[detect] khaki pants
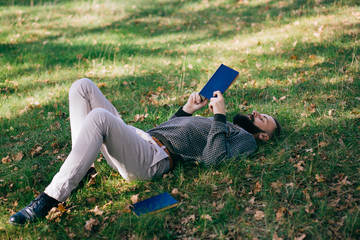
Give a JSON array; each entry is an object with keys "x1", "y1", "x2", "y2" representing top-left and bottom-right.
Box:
[{"x1": 45, "y1": 78, "x2": 169, "y2": 202}]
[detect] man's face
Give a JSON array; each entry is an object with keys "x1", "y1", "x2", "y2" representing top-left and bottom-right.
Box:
[{"x1": 233, "y1": 110, "x2": 277, "y2": 137}]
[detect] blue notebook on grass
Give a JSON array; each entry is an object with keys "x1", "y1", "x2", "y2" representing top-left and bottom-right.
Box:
[
  {"x1": 199, "y1": 64, "x2": 239, "y2": 100},
  {"x1": 130, "y1": 192, "x2": 178, "y2": 217}
]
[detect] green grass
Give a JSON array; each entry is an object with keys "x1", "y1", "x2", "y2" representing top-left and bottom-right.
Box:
[{"x1": 0, "y1": 0, "x2": 359, "y2": 239}]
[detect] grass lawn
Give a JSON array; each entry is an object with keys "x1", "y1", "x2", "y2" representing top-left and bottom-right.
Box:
[{"x1": 0, "y1": 0, "x2": 359, "y2": 239}]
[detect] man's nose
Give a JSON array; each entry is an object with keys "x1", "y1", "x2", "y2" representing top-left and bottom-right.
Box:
[{"x1": 252, "y1": 110, "x2": 259, "y2": 117}]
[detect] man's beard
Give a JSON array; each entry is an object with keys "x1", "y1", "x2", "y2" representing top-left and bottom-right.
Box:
[{"x1": 232, "y1": 114, "x2": 265, "y2": 134}]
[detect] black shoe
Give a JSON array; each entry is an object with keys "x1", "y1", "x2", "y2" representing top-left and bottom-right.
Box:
[{"x1": 9, "y1": 192, "x2": 60, "y2": 226}]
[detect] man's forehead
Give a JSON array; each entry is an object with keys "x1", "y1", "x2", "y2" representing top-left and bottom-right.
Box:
[{"x1": 263, "y1": 114, "x2": 276, "y2": 128}]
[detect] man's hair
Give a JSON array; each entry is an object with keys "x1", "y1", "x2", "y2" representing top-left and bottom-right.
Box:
[{"x1": 270, "y1": 116, "x2": 282, "y2": 138}]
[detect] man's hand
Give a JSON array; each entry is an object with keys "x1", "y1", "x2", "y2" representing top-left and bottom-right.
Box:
[
  {"x1": 209, "y1": 91, "x2": 226, "y2": 115},
  {"x1": 183, "y1": 92, "x2": 209, "y2": 114}
]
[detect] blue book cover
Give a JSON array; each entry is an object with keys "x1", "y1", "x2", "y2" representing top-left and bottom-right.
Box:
[
  {"x1": 199, "y1": 64, "x2": 239, "y2": 100},
  {"x1": 130, "y1": 192, "x2": 178, "y2": 217}
]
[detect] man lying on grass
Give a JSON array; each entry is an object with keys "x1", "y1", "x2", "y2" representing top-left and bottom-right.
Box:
[{"x1": 9, "y1": 78, "x2": 281, "y2": 226}]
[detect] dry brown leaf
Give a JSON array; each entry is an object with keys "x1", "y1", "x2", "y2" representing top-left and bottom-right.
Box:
[
  {"x1": 313, "y1": 191, "x2": 326, "y2": 198},
  {"x1": 254, "y1": 181, "x2": 262, "y2": 194},
  {"x1": 279, "y1": 96, "x2": 287, "y2": 101},
  {"x1": 294, "y1": 233, "x2": 306, "y2": 240},
  {"x1": 46, "y1": 207, "x2": 63, "y2": 221},
  {"x1": 171, "y1": 188, "x2": 179, "y2": 195},
  {"x1": 315, "y1": 174, "x2": 327, "y2": 183},
  {"x1": 31, "y1": 146, "x2": 42, "y2": 157},
  {"x1": 291, "y1": 55, "x2": 298, "y2": 60},
  {"x1": 84, "y1": 218, "x2": 99, "y2": 231},
  {"x1": 1, "y1": 155, "x2": 11, "y2": 164},
  {"x1": 200, "y1": 214, "x2": 213, "y2": 221},
  {"x1": 254, "y1": 210, "x2": 265, "y2": 220},
  {"x1": 131, "y1": 194, "x2": 139, "y2": 204},
  {"x1": 293, "y1": 161, "x2": 305, "y2": 172},
  {"x1": 181, "y1": 214, "x2": 196, "y2": 225},
  {"x1": 271, "y1": 180, "x2": 283, "y2": 193},
  {"x1": 339, "y1": 176, "x2": 352, "y2": 186},
  {"x1": 14, "y1": 151, "x2": 24, "y2": 162},
  {"x1": 97, "y1": 83, "x2": 107, "y2": 88},
  {"x1": 216, "y1": 203, "x2": 225, "y2": 211},
  {"x1": 90, "y1": 206, "x2": 104, "y2": 216},
  {"x1": 272, "y1": 232, "x2": 283, "y2": 240},
  {"x1": 133, "y1": 114, "x2": 148, "y2": 122},
  {"x1": 276, "y1": 207, "x2": 286, "y2": 221}
]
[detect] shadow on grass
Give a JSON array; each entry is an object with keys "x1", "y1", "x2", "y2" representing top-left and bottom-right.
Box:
[
  {"x1": 0, "y1": 0, "x2": 71, "y2": 6},
  {"x1": 1, "y1": 0, "x2": 358, "y2": 83}
]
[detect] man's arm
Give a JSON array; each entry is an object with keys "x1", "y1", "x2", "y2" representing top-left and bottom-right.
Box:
[{"x1": 170, "y1": 92, "x2": 209, "y2": 119}]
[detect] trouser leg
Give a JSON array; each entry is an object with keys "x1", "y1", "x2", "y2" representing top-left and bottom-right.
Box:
[
  {"x1": 45, "y1": 108, "x2": 164, "y2": 202},
  {"x1": 68, "y1": 78, "x2": 120, "y2": 147},
  {"x1": 68, "y1": 78, "x2": 121, "y2": 170}
]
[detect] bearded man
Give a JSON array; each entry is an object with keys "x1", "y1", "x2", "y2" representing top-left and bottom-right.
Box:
[{"x1": 9, "y1": 78, "x2": 281, "y2": 225}]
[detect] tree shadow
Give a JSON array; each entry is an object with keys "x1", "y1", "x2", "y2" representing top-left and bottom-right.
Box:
[{"x1": 0, "y1": 0, "x2": 71, "y2": 6}]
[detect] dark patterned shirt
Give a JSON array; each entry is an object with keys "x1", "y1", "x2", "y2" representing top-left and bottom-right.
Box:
[{"x1": 147, "y1": 107, "x2": 257, "y2": 167}]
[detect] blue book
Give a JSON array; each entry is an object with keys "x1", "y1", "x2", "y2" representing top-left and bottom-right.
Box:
[
  {"x1": 199, "y1": 64, "x2": 239, "y2": 100},
  {"x1": 130, "y1": 192, "x2": 178, "y2": 217}
]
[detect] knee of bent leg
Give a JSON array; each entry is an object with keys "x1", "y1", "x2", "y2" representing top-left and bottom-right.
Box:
[
  {"x1": 69, "y1": 78, "x2": 94, "y2": 96},
  {"x1": 86, "y1": 108, "x2": 113, "y2": 127}
]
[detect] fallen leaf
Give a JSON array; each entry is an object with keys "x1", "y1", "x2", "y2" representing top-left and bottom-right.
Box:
[
  {"x1": 1, "y1": 155, "x2": 11, "y2": 164},
  {"x1": 31, "y1": 146, "x2": 42, "y2": 157},
  {"x1": 254, "y1": 181, "x2": 262, "y2": 194},
  {"x1": 46, "y1": 207, "x2": 63, "y2": 221},
  {"x1": 131, "y1": 194, "x2": 139, "y2": 204},
  {"x1": 181, "y1": 214, "x2": 196, "y2": 225},
  {"x1": 307, "y1": 103, "x2": 316, "y2": 113},
  {"x1": 171, "y1": 188, "x2": 179, "y2": 195},
  {"x1": 248, "y1": 197, "x2": 256, "y2": 205},
  {"x1": 313, "y1": 191, "x2": 326, "y2": 198},
  {"x1": 272, "y1": 232, "x2": 283, "y2": 240},
  {"x1": 339, "y1": 176, "x2": 352, "y2": 186},
  {"x1": 97, "y1": 83, "x2": 106, "y2": 88},
  {"x1": 201, "y1": 214, "x2": 213, "y2": 221},
  {"x1": 254, "y1": 210, "x2": 265, "y2": 220},
  {"x1": 276, "y1": 207, "x2": 286, "y2": 221},
  {"x1": 216, "y1": 203, "x2": 225, "y2": 211},
  {"x1": 271, "y1": 180, "x2": 283, "y2": 193},
  {"x1": 84, "y1": 218, "x2": 99, "y2": 231},
  {"x1": 315, "y1": 174, "x2": 327, "y2": 183},
  {"x1": 133, "y1": 114, "x2": 148, "y2": 122},
  {"x1": 293, "y1": 161, "x2": 305, "y2": 172},
  {"x1": 14, "y1": 151, "x2": 24, "y2": 162},
  {"x1": 279, "y1": 96, "x2": 287, "y2": 101},
  {"x1": 291, "y1": 55, "x2": 298, "y2": 60},
  {"x1": 294, "y1": 233, "x2": 306, "y2": 240},
  {"x1": 90, "y1": 206, "x2": 104, "y2": 216}
]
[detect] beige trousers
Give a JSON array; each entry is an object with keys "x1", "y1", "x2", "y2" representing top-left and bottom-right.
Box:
[{"x1": 44, "y1": 78, "x2": 170, "y2": 202}]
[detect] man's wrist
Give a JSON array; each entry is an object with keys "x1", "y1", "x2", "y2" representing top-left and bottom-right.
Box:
[{"x1": 182, "y1": 105, "x2": 194, "y2": 115}]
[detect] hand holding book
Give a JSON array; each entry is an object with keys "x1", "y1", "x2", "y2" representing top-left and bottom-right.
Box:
[
  {"x1": 208, "y1": 90, "x2": 226, "y2": 115},
  {"x1": 183, "y1": 92, "x2": 209, "y2": 114}
]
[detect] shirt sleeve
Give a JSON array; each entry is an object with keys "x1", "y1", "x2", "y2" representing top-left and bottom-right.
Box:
[{"x1": 169, "y1": 107, "x2": 192, "y2": 120}]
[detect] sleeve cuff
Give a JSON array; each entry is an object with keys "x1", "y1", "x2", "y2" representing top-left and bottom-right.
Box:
[
  {"x1": 175, "y1": 107, "x2": 193, "y2": 117},
  {"x1": 214, "y1": 114, "x2": 226, "y2": 123}
]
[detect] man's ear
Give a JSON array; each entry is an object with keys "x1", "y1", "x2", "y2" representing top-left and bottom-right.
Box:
[{"x1": 255, "y1": 133, "x2": 269, "y2": 141}]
